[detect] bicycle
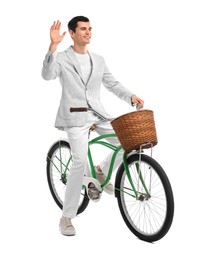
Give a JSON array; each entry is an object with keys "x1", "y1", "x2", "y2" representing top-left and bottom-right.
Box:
[{"x1": 46, "y1": 107, "x2": 174, "y2": 242}]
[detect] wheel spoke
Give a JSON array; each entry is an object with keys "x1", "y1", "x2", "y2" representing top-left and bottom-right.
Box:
[{"x1": 117, "y1": 154, "x2": 174, "y2": 241}]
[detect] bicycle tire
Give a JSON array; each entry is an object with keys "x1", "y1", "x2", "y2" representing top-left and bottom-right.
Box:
[
  {"x1": 46, "y1": 140, "x2": 89, "y2": 215},
  {"x1": 115, "y1": 153, "x2": 174, "y2": 242}
]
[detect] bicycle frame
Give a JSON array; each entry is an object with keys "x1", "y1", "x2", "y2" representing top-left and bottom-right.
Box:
[
  {"x1": 48, "y1": 134, "x2": 150, "y2": 200},
  {"x1": 88, "y1": 133, "x2": 149, "y2": 199}
]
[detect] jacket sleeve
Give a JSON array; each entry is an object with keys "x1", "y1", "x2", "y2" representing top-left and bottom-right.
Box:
[
  {"x1": 41, "y1": 51, "x2": 61, "y2": 80},
  {"x1": 102, "y1": 63, "x2": 134, "y2": 106}
]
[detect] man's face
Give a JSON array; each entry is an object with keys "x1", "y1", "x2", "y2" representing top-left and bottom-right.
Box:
[{"x1": 70, "y1": 21, "x2": 92, "y2": 45}]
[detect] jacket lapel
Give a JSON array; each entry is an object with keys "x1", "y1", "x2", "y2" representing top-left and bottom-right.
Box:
[
  {"x1": 65, "y1": 47, "x2": 86, "y2": 85},
  {"x1": 87, "y1": 52, "x2": 94, "y2": 85}
]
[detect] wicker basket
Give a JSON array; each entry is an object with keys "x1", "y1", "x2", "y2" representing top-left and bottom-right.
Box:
[{"x1": 111, "y1": 109, "x2": 158, "y2": 153}]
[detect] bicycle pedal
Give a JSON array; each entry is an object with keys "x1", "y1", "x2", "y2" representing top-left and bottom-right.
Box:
[{"x1": 87, "y1": 183, "x2": 102, "y2": 202}]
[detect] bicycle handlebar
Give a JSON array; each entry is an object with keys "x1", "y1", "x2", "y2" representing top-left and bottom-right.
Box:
[{"x1": 70, "y1": 103, "x2": 141, "y2": 114}]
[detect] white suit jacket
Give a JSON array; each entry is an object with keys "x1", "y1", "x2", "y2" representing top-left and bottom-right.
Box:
[{"x1": 42, "y1": 46, "x2": 134, "y2": 129}]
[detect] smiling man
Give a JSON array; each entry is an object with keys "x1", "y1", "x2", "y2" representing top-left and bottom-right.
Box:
[{"x1": 42, "y1": 16, "x2": 144, "y2": 236}]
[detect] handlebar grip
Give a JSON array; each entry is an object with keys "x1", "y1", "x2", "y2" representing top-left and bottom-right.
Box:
[{"x1": 70, "y1": 107, "x2": 88, "y2": 112}]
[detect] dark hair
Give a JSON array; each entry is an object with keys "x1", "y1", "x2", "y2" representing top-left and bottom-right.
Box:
[{"x1": 68, "y1": 16, "x2": 90, "y2": 32}]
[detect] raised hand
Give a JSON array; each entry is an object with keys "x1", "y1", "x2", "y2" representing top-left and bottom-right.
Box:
[{"x1": 49, "y1": 20, "x2": 66, "y2": 52}]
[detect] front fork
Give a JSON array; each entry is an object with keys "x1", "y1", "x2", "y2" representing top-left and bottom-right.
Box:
[{"x1": 122, "y1": 151, "x2": 151, "y2": 200}]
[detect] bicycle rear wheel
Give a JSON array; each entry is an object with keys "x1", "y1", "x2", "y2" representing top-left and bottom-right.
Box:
[
  {"x1": 115, "y1": 153, "x2": 174, "y2": 242},
  {"x1": 46, "y1": 140, "x2": 89, "y2": 215}
]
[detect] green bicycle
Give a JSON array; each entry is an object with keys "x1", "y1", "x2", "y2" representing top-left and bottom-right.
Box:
[{"x1": 46, "y1": 108, "x2": 174, "y2": 242}]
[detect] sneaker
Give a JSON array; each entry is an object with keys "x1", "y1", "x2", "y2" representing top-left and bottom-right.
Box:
[
  {"x1": 95, "y1": 166, "x2": 114, "y2": 195},
  {"x1": 59, "y1": 217, "x2": 76, "y2": 236}
]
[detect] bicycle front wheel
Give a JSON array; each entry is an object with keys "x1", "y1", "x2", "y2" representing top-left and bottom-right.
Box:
[
  {"x1": 115, "y1": 153, "x2": 174, "y2": 242},
  {"x1": 46, "y1": 140, "x2": 89, "y2": 215}
]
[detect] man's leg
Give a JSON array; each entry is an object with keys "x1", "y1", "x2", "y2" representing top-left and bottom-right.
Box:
[
  {"x1": 59, "y1": 124, "x2": 90, "y2": 236},
  {"x1": 62, "y1": 125, "x2": 90, "y2": 219}
]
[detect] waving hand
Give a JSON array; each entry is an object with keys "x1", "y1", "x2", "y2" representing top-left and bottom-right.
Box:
[{"x1": 49, "y1": 20, "x2": 66, "y2": 52}]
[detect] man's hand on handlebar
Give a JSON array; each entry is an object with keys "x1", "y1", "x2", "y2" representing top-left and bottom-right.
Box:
[{"x1": 131, "y1": 95, "x2": 144, "y2": 109}]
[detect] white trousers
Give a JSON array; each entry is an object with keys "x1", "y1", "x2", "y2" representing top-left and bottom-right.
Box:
[{"x1": 62, "y1": 113, "x2": 123, "y2": 218}]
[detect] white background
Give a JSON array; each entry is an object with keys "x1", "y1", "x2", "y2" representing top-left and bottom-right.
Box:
[{"x1": 0, "y1": 0, "x2": 207, "y2": 259}]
